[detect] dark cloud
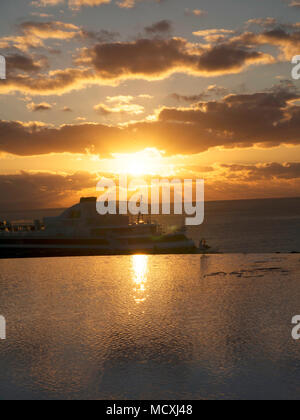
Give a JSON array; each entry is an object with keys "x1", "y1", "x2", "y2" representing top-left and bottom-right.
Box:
[
  {"x1": 79, "y1": 29, "x2": 120, "y2": 43},
  {"x1": 0, "y1": 89, "x2": 298, "y2": 157},
  {"x1": 171, "y1": 85, "x2": 229, "y2": 103},
  {"x1": 158, "y1": 85, "x2": 300, "y2": 150},
  {"x1": 171, "y1": 92, "x2": 209, "y2": 102},
  {"x1": 234, "y1": 26, "x2": 300, "y2": 58},
  {"x1": 0, "y1": 164, "x2": 299, "y2": 211},
  {"x1": 0, "y1": 34, "x2": 270, "y2": 95},
  {"x1": 0, "y1": 120, "x2": 132, "y2": 156},
  {"x1": 6, "y1": 53, "x2": 47, "y2": 74},
  {"x1": 1, "y1": 85, "x2": 300, "y2": 156},
  {"x1": 2, "y1": 34, "x2": 268, "y2": 95},
  {"x1": 2, "y1": 17, "x2": 300, "y2": 97},
  {"x1": 27, "y1": 102, "x2": 53, "y2": 112},
  {"x1": 0, "y1": 171, "x2": 97, "y2": 211},
  {"x1": 85, "y1": 37, "x2": 273, "y2": 80},
  {"x1": 0, "y1": 29, "x2": 275, "y2": 95},
  {"x1": 144, "y1": 20, "x2": 173, "y2": 35},
  {"x1": 0, "y1": 19, "x2": 117, "y2": 53},
  {"x1": 0, "y1": 67, "x2": 94, "y2": 96},
  {"x1": 195, "y1": 42, "x2": 270, "y2": 72},
  {"x1": 221, "y1": 162, "x2": 300, "y2": 180}
]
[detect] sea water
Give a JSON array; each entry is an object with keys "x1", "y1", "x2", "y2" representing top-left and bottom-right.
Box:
[{"x1": 0, "y1": 254, "x2": 300, "y2": 400}]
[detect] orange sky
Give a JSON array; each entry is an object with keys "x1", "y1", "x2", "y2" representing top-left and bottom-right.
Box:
[{"x1": 0, "y1": 0, "x2": 300, "y2": 209}]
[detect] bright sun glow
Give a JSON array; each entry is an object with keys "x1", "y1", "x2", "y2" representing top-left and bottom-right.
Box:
[{"x1": 112, "y1": 148, "x2": 171, "y2": 176}]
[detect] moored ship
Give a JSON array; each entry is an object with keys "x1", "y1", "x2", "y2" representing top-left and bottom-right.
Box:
[{"x1": 0, "y1": 197, "x2": 209, "y2": 258}]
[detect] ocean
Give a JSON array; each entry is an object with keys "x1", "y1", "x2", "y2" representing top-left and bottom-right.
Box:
[
  {"x1": 0, "y1": 254, "x2": 300, "y2": 400},
  {"x1": 0, "y1": 197, "x2": 300, "y2": 400},
  {"x1": 189, "y1": 197, "x2": 300, "y2": 253},
  {"x1": 1, "y1": 197, "x2": 300, "y2": 253}
]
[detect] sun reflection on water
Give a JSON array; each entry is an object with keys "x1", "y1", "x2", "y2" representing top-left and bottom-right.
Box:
[{"x1": 132, "y1": 255, "x2": 149, "y2": 304}]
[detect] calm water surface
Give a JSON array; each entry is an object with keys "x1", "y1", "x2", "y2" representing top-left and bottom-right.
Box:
[{"x1": 1, "y1": 254, "x2": 300, "y2": 400}]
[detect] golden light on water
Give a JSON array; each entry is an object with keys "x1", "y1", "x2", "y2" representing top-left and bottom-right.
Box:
[{"x1": 132, "y1": 254, "x2": 149, "y2": 304}]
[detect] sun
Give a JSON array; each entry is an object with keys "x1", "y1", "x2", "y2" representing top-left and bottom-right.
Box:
[
  {"x1": 111, "y1": 148, "x2": 168, "y2": 176},
  {"x1": 121, "y1": 154, "x2": 147, "y2": 176}
]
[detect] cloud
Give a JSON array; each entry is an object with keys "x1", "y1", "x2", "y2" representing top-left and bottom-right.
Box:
[
  {"x1": 288, "y1": 1, "x2": 300, "y2": 8},
  {"x1": 82, "y1": 37, "x2": 273, "y2": 79},
  {"x1": 0, "y1": 35, "x2": 273, "y2": 96},
  {"x1": 0, "y1": 67, "x2": 95, "y2": 96},
  {"x1": 193, "y1": 28, "x2": 235, "y2": 43},
  {"x1": 79, "y1": 29, "x2": 120, "y2": 43},
  {"x1": 196, "y1": 162, "x2": 300, "y2": 201},
  {"x1": 144, "y1": 20, "x2": 173, "y2": 36},
  {"x1": 0, "y1": 120, "x2": 151, "y2": 156},
  {"x1": 94, "y1": 103, "x2": 144, "y2": 115},
  {"x1": 233, "y1": 26, "x2": 300, "y2": 59},
  {"x1": 6, "y1": 53, "x2": 48, "y2": 73},
  {"x1": 171, "y1": 85, "x2": 229, "y2": 102},
  {"x1": 158, "y1": 84, "x2": 300, "y2": 151},
  {"x1": 2, "y1": 18, "x2": 300, "y2": 98},
  {"x1": 0, "y1": 19, "x2": 118, "y2": 54},
  {"x1": 19, "y1": 20, "x2": 79, "y2": 39},
  {"x1": 30, "y1": 12, "x2": 55, "y2": 18},
  {"x1": 94, "y1": 94, "x2": 146, "y2": 116},
  {"x1": 0, "y1": 20, "x2": 81, "y2": 52},
  {"x1": 27, "y1": 102, "x2": 53, "y2": 112},
  {"x1": 0, "y1": 164, "x2": 299, "y2": 211},
  {"x1": 1, "y1": 84, "x2": 300, "y2": 157},
  {"x1": 31, "y1": 0, "x2": 64, "y2": 7},
  {"x1": 185, "y1": 9, "x2": 208, "y2": 17},
  {"x1": 246, "y1": 17, "x2": 278, "y2": 28},
  {"x1": 220, "y1": 162, "x2": 300, "y2": 180},
  {"x1": 202, "y1": 162, "x2": 300, "y2": 200},
  {"x1": 192, "y1": 22, "x2": 300, "y2": 61},
  {"x1": 106, "y1": 95, "x2": 134, "y2": 103},
  {"x1": 0, "y1": 171, "x2": 97, "y2": 210}
]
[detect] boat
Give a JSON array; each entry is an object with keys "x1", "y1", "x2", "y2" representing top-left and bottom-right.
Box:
[{"x1": 0, "y1": 197, "x2": 209, "y2": 258}]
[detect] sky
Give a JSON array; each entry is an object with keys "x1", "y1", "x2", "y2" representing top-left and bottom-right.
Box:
[{"x1": 0, "y1": 0, "x2": 300, "y2": 209}]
